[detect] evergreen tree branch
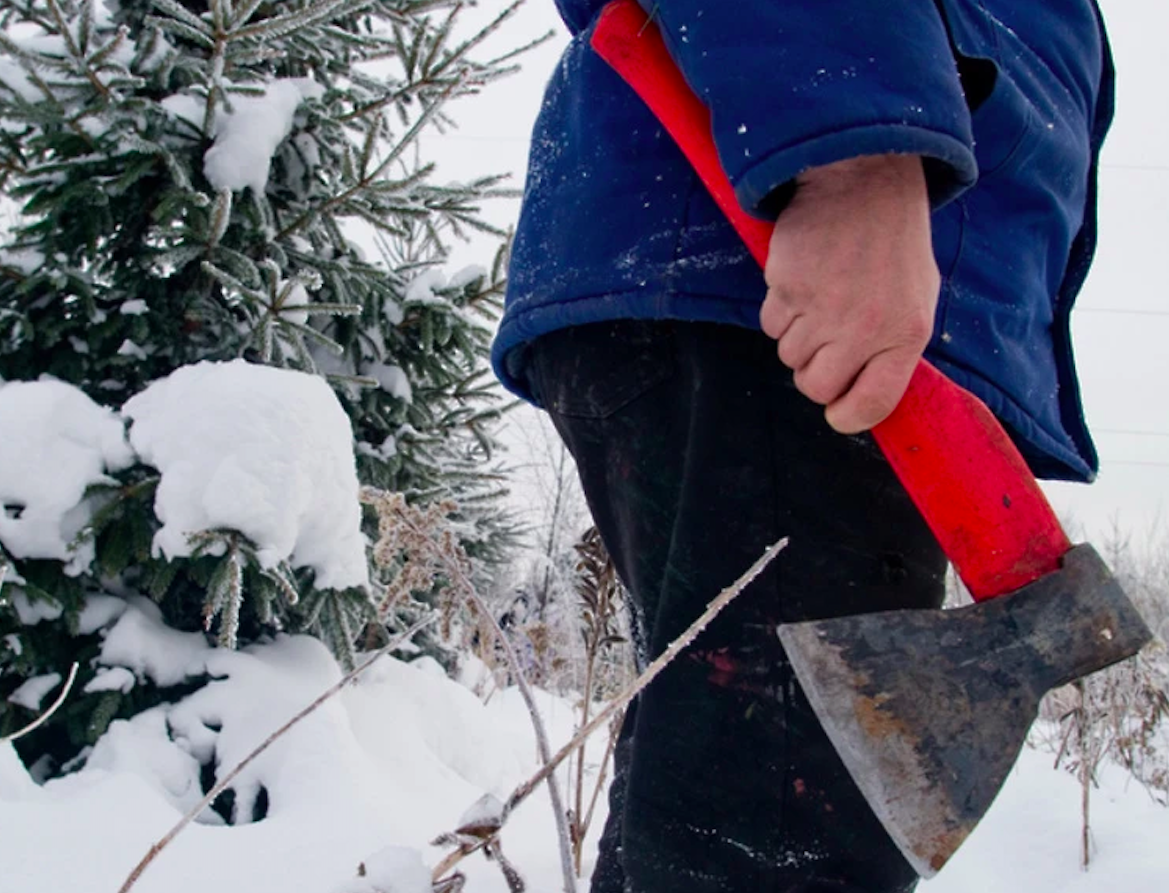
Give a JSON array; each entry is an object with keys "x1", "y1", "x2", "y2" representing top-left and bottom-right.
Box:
[
  {"x1": 231, "y1": 0, "x2": 376, "y2": 43},
  {"x1": 115, "y1": 614, "x2": 437, "y2": 893},
  {"x1": 2, "y1": 0, "x2": 526, "y2": 782},
  {"x1": 0, "y1": 31, "x2": 98, "y2": 146},
  {"x1": 229, "y1": 0, "x2": 268, "y2": 31},
  {"x1": 44, "y1": 0, "x2": 112, "y2": 100},
  {"x1": 149, "y1": 0, "x2": 214, "y2": 39},
  {"x1": 143, "y1": 13, "x2": 216, "y2": 50},
  {"x1": 274, "y1": 89, "x2": 451, "y2": 242},
  {"x1": 427, "y1": 0, "x2": 525, "y2": 85}
]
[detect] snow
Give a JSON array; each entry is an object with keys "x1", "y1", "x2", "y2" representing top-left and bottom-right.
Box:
[
  {"x1": 382, "y1": 296, "x2": 405, "y2": 326},
  {"x1": 83, "y1": 666, "x2": 136, "y2": 694},
  {"x1": 159, "y1": 93, "x2": 203, "y2": 130},
  {"x1": 0, "y1": 247, "x2": 45, "y2": 274},
  {"x1": 122, "y1": 360, "x2": 369, "y2": 591},
  {"x1": 77, "y1": 593, "x2": 128, "y2": 635},
  {"x1": 10, "y1": 591, "x2": 63, "y2": 625},
  {"x1": 6, "y1": 672, "x2": 62, "y2": 711},
  {"x1": 0, "y1": 627, "x2": 1165, "y2": 893},
  {"x1": 0, "y1": 58, "x2": 39, "y2": 103},
  {"x1": 403, "y1": 269, "x2": 448, "y2": 306},
  {"x1": 277, "y1": 281, "x2": 311, "y2": 326},
  {"x1": 202, "y1": 79, "x2": 324, "y2": 194},
  {"x1": 456, "y1": 791, "x2": 505, "y2": 833},
  {"x1": 449, "y1": 265, "x2": 488, "y2": 291},
  {"x1": 0, "y1": 632, "x2": 586, "y2": 893},
  {"x1": 335, "y1": 847, "x2": 431, "y2": 893},
  {"x1": 292, "y1": 132, "x2": 321, "y2": 169},
  {"x1": 82, "y1": 707, "x2": 206, "y2": 814},
  {"x1": 920, "y1": 748, "x2": 1169, "y2": 893},
  {"x1": 366, "y1": 363, "x2": 413, "y2": 402},
  {"x1": 0, "y1": 379, "x2": 135, "y2": 574},
  {"x1": 98, "y1": 598, "x2": 209, "y2": 688},
  {"x1": 357, "y1": 434, "x2": 399, "y2": 462},
  {"x1": 117, "y1": 338, "x2": 149, "y2": 359}
]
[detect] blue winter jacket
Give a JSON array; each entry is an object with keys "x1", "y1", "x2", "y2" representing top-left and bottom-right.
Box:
[{"x1": 492, "y1": 0, "x2": 1114, "y2": 482}]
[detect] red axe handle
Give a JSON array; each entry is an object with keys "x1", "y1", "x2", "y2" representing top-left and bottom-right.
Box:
[{"x1": 590, "y1": 0, "x2": 1072, "y2": 601}]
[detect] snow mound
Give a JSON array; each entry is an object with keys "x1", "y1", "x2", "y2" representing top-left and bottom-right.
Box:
[
  {"x1": 0, "y1": 743, "x2": 41, "y2": 801},
  {"x1": 0, "y1": 630, "x2": 576, "y2": 893},
  {"x1": 9, "y1": 617, "x2": 1166, "y2": 893},
  {"x1": 334, "y1": 846, "x2": 431, "y2": 893},
  {"x1": 123, "y1": 360, "x2": 368, "y2": 590},
  {"x1": 0, "y1": 379, "x2": 134, "y2": 574}
]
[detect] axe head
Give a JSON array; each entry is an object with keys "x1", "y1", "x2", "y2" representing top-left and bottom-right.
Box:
[{"x1": 777, "y1": 543, "x2": 1152, "y2": 877}]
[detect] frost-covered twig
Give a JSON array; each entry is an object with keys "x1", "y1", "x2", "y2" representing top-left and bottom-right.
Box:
[
  {"x1": 431, "y1": 537, "x2": 789, "y2": 881},
  {"x1": 463, "y1": 575, "x2": 576, "y2": 893},
  {"x1": 580, "y1": 713, "x2": 622, "y2": 854},
  {"x1": 379, "y1": 494, "x2": 576, "y2": 893},
  {"x1": 116, "y1": 614, "x2": 436, "y2": 893},
  {"x1": 0, "y1": 661, "x2": 79, "y2": 744}
]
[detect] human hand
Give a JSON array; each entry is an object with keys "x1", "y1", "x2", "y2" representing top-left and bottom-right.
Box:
[{"x1": 759, "y1": 154, "x2": 939, "y2": 434}]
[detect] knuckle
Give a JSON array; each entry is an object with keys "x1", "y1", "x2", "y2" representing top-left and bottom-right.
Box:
[
  {"x1": 793, "y1": 366, "x2": 837, "y2": 406},
  {"x1": 904, "y1": 310, "x2": 934, "y2": 344},
  {"x1": 776, "y1": 337, "x2": 802, "y2": 370},
  {"x1": 759, "y1": 295, "x2": 787, "y2": 339}
]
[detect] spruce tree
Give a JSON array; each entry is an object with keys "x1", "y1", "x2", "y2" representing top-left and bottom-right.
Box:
[{"x1": 0, "y1": 0, "x2": 531, "y2": 775}]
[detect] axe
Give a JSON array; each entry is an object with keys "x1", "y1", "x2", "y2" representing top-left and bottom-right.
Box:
[{"x1": 589, "y1": 0, "x2": 1153, "y2": 877}]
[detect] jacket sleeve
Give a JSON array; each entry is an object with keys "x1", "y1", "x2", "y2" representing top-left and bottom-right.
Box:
[{"x1": 634, "y1": 0, "x2": 979, "y2": 216}]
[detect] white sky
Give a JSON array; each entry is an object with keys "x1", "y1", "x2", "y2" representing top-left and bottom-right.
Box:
[{"x1": 424, "y1": 0, "x2": 1167, "y2": 548}]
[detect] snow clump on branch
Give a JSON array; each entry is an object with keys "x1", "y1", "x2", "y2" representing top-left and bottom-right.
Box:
[
  {"x1": 0, "y1": 379, "x2": 135, "y2": 574},
  {"x1": 123, "y1": 360, "x2": 368, "y2": 591}
]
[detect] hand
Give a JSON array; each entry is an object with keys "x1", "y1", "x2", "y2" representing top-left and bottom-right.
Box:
[{"x1": 759, "y1": 154, "x2": 939, "y2": 434}]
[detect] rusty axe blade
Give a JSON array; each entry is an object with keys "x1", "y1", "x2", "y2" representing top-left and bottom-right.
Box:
[{"x1": 777, "y1": 543, "x2": 1152, "y2": 877}]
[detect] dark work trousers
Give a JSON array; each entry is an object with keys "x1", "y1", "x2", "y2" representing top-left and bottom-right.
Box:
[{"x1": 527, "y1": 320, "x2": 948, "y2": 893}]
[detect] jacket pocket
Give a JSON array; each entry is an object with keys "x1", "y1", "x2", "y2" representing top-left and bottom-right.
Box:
[
  {"x1": 968, "y1": 71, "x2": 1038, "y2": 179},
  {"x1": 935, "y1": 0, "x2": 1036, "y2": 180}
]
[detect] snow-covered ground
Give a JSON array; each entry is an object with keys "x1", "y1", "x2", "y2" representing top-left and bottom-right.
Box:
[{"x1": 2, "y1": 620, "x2": 1166, "y2": 893}]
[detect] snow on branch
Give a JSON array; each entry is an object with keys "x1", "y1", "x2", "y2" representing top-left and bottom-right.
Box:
[
  {"x1": 123, "y1": 360, "x2": 369, "y2": 591},
  {"x1": 1, "y1": 662, "x2": 80, "y2": 745}
]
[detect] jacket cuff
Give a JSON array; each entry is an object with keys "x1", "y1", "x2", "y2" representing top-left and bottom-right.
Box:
[{"x1": 735, "y1": 124, "x2": 977, "y2": 218}]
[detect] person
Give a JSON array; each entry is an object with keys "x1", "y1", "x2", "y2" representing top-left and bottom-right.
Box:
[{"x1": 491, "y1": 2, "x2": 1114, "y2": 891}]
